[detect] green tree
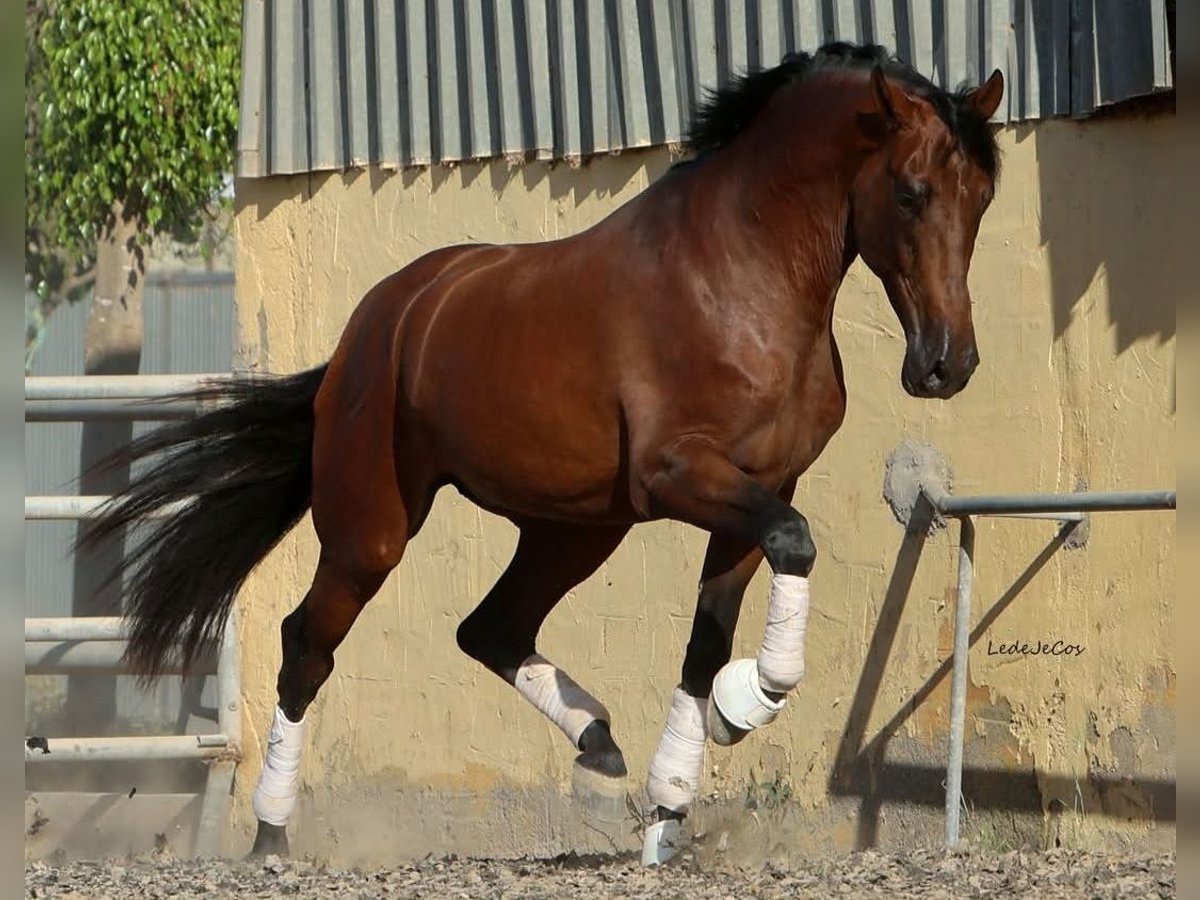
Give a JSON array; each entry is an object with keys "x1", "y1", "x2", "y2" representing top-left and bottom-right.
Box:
[{"x1": 25, "y1": 0, "x2": 240, "y2": 372}]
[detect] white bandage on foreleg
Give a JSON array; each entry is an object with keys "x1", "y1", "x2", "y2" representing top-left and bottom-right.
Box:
[
  {"x1": 646, "y1": 687, "x2": 709, "y2": 812},
  {"x1": 251, "y1": 706, "x2": 307, "y2": 826},
  {"x1": 756, "y1": 573, "x2": 811, "y2": 694},
  {"x1": 514, "y1": 654, "x2": 610, "y2": 748}
]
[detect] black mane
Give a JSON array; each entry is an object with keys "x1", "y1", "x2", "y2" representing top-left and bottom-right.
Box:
[{"x1": 686, "y1": 42, "x2": 999, "y2": 178}]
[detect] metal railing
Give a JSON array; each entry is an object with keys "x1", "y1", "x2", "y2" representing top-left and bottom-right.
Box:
[
  {"x1": 24, "y1": 374, "x2": 240, "y2": 857},
  {"x1": 920, "y1": 483, "x2": 1176, "y2": 848},
  {"x1": 25, "y1": 374, "x2": 234, "y2": 423}
]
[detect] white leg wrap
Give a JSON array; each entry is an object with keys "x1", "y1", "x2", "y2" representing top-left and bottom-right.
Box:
[
  {"x1": 514, "y1": 653, "x2": 609, "y2": 748},
  {"x1": 251, "y1": 706, "x2": 307, "y2": 826},
  {"x1": 641, "y1": 818, "x2": 684, "y2": 867},
  {"x1": 646, "y1": 687, "x2": 708, "y2": 813},
  {"x1": 710, "y1": 574, "x2": 811, "y2": 735},
  {"x1": 756, "y1": 573, "x2": 810, "y2": 693}
]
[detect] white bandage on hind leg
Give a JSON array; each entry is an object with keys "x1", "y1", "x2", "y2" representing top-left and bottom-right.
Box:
[
  {"x1": 646, "y1": 686, "x2": 709, "y2": 812},
  {"x1": 251, "y1": 706, "x2": 307, "y2": 826},
  {"x1": 756, "y1": 573, "x2": 811, "y2": 693},
  {"x1": 514, "y1": 654, "x2": 610, "y2": 748}
]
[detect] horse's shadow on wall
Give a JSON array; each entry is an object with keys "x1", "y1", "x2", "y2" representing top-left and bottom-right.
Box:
[{"x1": 828, "y1": 499, "x2": 1175, "y2": 849}]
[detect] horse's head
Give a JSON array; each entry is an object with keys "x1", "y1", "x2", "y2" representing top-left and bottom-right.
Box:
[{"x1": 851, "y1": 67, "x2": 1004, "y2": 399}]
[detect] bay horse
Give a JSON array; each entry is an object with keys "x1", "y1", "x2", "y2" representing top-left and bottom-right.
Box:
[{"x1": 86, "y1": 43, "x2": 1003, "y2": 862}]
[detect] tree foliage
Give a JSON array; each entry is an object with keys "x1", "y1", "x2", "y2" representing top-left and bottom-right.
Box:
[{"x1": 25, "y1": 0, "x2": 241, "y2": 302}]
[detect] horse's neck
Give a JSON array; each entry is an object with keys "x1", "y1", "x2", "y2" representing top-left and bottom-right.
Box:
[{"x1": 691, "y1": 79, "x2": 869, "y2": 331}]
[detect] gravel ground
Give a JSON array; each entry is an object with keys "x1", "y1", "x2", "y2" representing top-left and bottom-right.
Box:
[{"x1": 25, "y1": 849, "x2": 1174, "y2": 899}]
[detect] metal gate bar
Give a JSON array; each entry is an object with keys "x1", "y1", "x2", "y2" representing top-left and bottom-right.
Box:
[
  {"x1": 24, "y1": 497, "x2": 192, "y2": 521},
  {"x1": 26, "y1": 399, "x2": 208, "y2": 421},
  {"x1": 920, "y1": 485, "x2": 1176, "y2": 848},
  {"x1": 25, "y1": 374, "x2": 233, "y2": 400}
]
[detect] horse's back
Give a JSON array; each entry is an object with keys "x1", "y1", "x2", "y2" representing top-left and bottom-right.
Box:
[{"x1": 321, "y1": 238, "x2": 637, "y2": 523}]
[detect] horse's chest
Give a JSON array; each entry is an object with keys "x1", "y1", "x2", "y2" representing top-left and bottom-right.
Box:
[
  {"x1": 723, "y1": 346, "x2": 847, "y2": 483},
  {"x1": 774, "y1": 340, "x2": 849, "y2": 475},
  {"x1": 786, "y1": 383, "x2": 847, "y2": 474}
]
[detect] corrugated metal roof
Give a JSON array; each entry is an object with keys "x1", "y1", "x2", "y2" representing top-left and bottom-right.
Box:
[{"x1": 237, "y1": 0, "x2": 1174, "y2": 178}]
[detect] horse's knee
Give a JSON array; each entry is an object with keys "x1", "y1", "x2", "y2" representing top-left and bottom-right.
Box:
[
  {"x1": 456, "y1": 610, "x2": 526, "y2": 677},
  {"x1": 455, "y1": 614, "x2": 488, "y2": 664},
  {"x1": 761, "y1": 513, "x2": 816, "y2": 576}
]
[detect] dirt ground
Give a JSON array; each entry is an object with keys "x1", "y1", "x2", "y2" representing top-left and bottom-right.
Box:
[{"x1": 25, "y1": 848, "x2": 1174, "y2": 899}]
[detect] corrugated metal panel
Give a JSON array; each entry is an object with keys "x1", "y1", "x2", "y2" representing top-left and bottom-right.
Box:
[
  {"x1": 25, "y1": 273, "x2": 235, "y2": 735},
  {"x1": 237, "y1": 0, "x2": 1174, "y2": 177}
]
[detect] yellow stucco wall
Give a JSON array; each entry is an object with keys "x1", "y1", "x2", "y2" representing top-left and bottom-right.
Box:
[{"x1": 231, "y1": 114, "x2": 1175, "y2": 862}]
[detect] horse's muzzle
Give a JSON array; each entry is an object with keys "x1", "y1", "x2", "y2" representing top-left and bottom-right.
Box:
[{"x1": 901, "y1": 340, "x2": 979, "y2": 399}]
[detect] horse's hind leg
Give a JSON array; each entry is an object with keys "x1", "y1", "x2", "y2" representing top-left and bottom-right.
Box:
[
  {"x1": 455, "y1": 519, "x2": 630, "y2": 779},
  {"x1": 249, "y1": 364, "x2": 420, "y2": 857},
  {"x1": 249, "y1": 554, "x2": 397, "y2": 856}
]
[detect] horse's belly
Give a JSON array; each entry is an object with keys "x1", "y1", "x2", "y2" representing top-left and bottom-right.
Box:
[
  {"x1": 406, "y1": 287, "x2": 633, "y2": 523},
  {"x1": 431, "y1": 405, "x2": 633, "y2": 523}
]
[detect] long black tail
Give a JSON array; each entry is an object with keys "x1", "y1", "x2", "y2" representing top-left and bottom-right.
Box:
[{"x1": 78, "y1": 365, "x2": 329, "y2": 680}]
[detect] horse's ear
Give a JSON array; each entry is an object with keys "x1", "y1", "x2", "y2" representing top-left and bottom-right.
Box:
[
  {"x1": 870, "y1": 65, "x2": 919, "y2": 127},
  {"x1": 967, "y1": 69, "x2": 1005, "y2": 120}
]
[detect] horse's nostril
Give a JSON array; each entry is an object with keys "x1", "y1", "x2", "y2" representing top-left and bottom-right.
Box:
[{"x1": 924, "y1": 359, "x2": 949, "y2": 390}]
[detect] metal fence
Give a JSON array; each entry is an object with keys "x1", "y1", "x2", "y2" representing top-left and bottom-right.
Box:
[
  {"x1": 917, "y1": 482, "x2": 1176, "y2": 848},
  {"x1": 24, "y1": 374, "x2": 241, "y2": 858},
  {"x1": 25, "y1": 274, "x2": 238, "y2": 856},
  {"x1": 25, "y1": 271, "x2": 235, "y2": 735}
]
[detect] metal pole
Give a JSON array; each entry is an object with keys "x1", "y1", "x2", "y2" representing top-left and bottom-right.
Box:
[
  {"x1": 983, "y1": 511, "x2": 1085, "y2": 522},
  {"x1": 25, "y1": 373, "x2": 231, "y2": 401},
  {"x1": 926, "y1": 488, "x2": 1174, "y2": 517},
  {"x1": 25, "y1": 617, "x2": 128, "y2": 642},
  {"x1": 216, "y1": 607, "x2": 243, "y2": 760},
  {"x1": 23, "y1": 377, "x2": 242, "y2": 857},
  {"x1": 196, "y1": 610, "x2": 242, "y2": 857},
  {"x1": 24, "y1": 734, "x2": 229, "y2": 763},
  {"x1": 25, "y1": 398, "x2": 204, "y2": 421},
  {"x1": 945, "y1": 516, "x2": 975, "y2": 848},
  {"x1": 25, "y1": 496, "x2": 193, "y2": 521}
]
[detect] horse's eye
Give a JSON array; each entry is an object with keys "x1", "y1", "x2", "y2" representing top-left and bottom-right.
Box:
[{"x1": 896, "y1": 182, "x2": 928, "y2": 217}]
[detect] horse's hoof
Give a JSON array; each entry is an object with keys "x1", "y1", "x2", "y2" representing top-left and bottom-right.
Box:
[
  {"x1": 248, "y1": 821, "x2": 289, "y2": 858},
  {"x1": 575, "y1": 747, "x2": 627, "y2": 778},
  {"x1": 572, "y1": 721, "x2": 628, "y2": 822},
  {"x1": 641, "y1": 817, "x2": 685, "y2": 866},
  {"x1": 575, "y1": 720, "x2": 628, "y2": 778},
  {"x1": 571, "y1": 757, "x2": 627, "y2": 822},
  {"x1": 706, "y1": 697, "x2": 750, "y2": 747}
]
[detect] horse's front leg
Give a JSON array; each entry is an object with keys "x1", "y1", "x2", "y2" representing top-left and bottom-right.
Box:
[
  {"x1": 641, "y1": 441, "x2": 816, "y2": 862},
  {"x1": 641, "y1": 530, "x2": 769, "y2": 864}
]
